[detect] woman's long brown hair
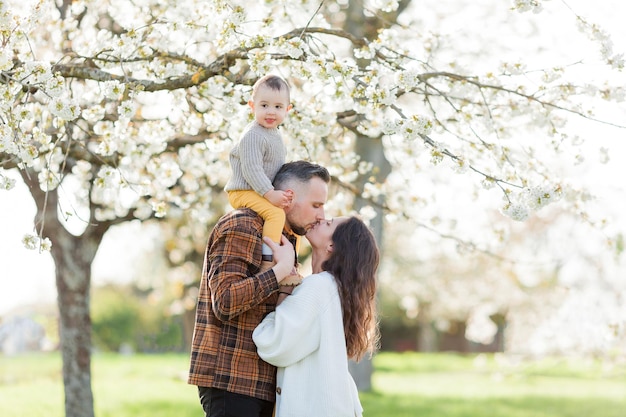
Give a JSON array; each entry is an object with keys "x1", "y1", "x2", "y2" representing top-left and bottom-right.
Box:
[{"x1": 322, "y1": 217, "x2": 380, "y2": 361}]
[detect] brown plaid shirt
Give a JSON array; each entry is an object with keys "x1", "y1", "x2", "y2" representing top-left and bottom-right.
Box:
[{"x1": 187, "y1": 208, "x2": 297, "y2": 402}]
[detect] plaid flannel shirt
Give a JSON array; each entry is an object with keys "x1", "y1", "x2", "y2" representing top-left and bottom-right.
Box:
[{"x1": 187, "y1": 208, "x2": 297, "y2": 402}]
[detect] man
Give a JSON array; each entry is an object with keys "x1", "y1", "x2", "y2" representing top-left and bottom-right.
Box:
[{"x1": 188, "y1": 160, "x2": 331, "y2": 417}]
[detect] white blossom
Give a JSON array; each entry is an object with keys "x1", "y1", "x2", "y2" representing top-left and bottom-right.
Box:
[
  {"x1": 151, "y1": 200, "x2": 168, "y2": 218},
  {"x1": 500, "y1": 60, "x2": 527, "y2": 75},
  {"x1": 38, "y1": 168, "x2": 61, "y2": 191},
  {"x1": 117, "y1": 100, "x2": 136, "y2": 120},
  {"x1": 481, "y1": 178, "x2": 496, "y2": 190},
  {"x1": 0, "y1": 47, "x2": 13, "y2": 71},
  {"x1": 22, "y1": 61, "x2": 53, "y2": 85},
  {"x1": 45, "y1": 76, "x2": 65, "y2": 98},
  {"x1": 599, "y1": 147, "x2": 610, "y2": 164},
  {"x1": 22, "y1": 234, "x2": 52, "y2": 252},
  {"x1": 0, "y1": 123, "x2": 16, "y2": 154},
  {"x1": 501, "y1": 202, "x2": 529, "y2": 221},
  {"x1": 368, "y1": 0, "x2": 400, "y2": 12},
  {"x1": 101, "y1": 81, "x2": 125, "y2": 100},
  {"x1": 22, "y1": 234, "x2": 39, "y2": 250},
  {"x1": 511, "y1": 0, "x2": 544, "y2": 14},
  {"x1": 95, "y1": 166, "x2": 120, "y2": 188},
  {"x1": 466, "y1": 305, "x2": 499, "y2": 345},
  {"x1": 451, "y1": 157, "x2": 469, "y2": 174},
  {"x1": 395, "y1": 69, "x2": 421, "y2": 90},
  {"x1": 49, "y1": 97, "x2": 81, "y2": 120},
  {"x1": 523, "y1": 184, "x2": 562, "y2": 211},
  {"x1": 0, "y1": 172, "x2": 16, "y2": 190},
  {"x1": 147, "y1": 157, "x2": 183, "y2": 188}
]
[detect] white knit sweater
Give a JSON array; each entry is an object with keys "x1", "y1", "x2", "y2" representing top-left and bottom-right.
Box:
[
  {"x1": 224, "y1": 121, "x2": 286, "y2": 196},
  {"x1": 253, "y1": 272, "x2": 363, "y2": 417}
]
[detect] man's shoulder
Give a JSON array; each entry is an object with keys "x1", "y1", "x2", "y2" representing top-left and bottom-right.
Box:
[{"x1": 216, "y1": 208, "x2": 263, "y2": 229}]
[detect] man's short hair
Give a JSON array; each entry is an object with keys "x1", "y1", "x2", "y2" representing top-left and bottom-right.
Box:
[{"x1": 273, "y1": 160, "x2": 330, "y2": 190}]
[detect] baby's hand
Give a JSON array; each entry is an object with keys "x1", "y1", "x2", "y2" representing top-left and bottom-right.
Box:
[{"x1": 264, "y1": 189, "x2": 291, "y2": 208}]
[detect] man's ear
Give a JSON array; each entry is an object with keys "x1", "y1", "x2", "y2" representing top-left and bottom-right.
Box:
[{"x1": 284, "y1": 189, "x2": 294, "y2": 206}]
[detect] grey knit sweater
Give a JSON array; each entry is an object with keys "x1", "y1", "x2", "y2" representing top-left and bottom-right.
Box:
[{"x1": 224, "y1": 121, "x2": 287, "y2": 196}]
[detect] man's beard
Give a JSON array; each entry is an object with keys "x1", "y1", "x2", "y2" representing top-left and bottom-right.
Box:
[{"x1": 290, "y1": 224, "x2": 308, "y2": 236}]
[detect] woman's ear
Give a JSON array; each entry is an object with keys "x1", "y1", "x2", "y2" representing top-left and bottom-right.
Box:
[{"x1": 326, "y1": 243, "x2": 334, "y2": 254}]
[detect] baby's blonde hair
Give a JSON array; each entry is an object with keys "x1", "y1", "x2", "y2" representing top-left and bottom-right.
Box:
[{"x1": 252, "y1": 74, "x2": 290, "y2": 101}]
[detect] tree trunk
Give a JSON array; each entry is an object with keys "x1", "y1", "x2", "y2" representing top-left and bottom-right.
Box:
[
  {"x1": 352, "y1": 135, "x2": 391, "y2": 391},
  {"x1": 52, "y1": 231, "x2": 98, "y2": 417},
  {"x1": 340, "y1": 0, "x2": 409, "y2": 391},
  {"x1": 22, "y1": 170, "x2": 107, "y2": 417},
  {"x1": 417, "y1": 303, "x2": 437, "y2": 352}
]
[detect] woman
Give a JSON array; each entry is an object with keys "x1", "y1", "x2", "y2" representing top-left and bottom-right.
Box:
[{"x1": 252, "y1": 216, "x2": 380, "y2": 417}]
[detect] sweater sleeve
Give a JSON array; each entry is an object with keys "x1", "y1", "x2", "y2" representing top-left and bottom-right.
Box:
[
  {"x1": 253, "y1": 274, "x2": 333, "y2": 367},
  {"x1": 238, "y1": 129, "x2": 275, "y2": 196}
]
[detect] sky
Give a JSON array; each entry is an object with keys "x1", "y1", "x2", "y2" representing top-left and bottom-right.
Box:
[
  {"x1": 1, "y1": 0, "x2": 625, "y2": 316},
  {"x1": 0, "y1": 169, "x2": 162, "y2": 314},
  {"x1": 1, "y1": 170, "x2": 57, "y2": 314}
]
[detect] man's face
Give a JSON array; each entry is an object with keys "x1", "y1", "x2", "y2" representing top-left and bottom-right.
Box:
[{"x1": 284, "y1": 177, "x2": 328, "y2": 236}]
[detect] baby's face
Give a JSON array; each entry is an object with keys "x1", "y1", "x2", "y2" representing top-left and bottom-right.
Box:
[{"x1": 250, "y1": 85, "x2": 291, "y2": 129}]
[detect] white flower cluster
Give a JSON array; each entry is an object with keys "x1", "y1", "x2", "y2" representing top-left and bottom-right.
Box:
[
  {"x1": 0, "y1": 171, "x2": 16, "y2": 190},
  {"x1": 524, "y1": 184, "x2": 562, "y2": 210},
  {"x1": 49, "y1": 97, "x2": 81, "y2": 121},
  {"x1": 465, "y1": 305, "x2": 499, "y2": 345},
  {"x1": 248, "y1": 50, "x2": 274, "y2": 77},
  {"x1": 541, "y1": 67, "x2": 563, "y2": 83},
  {"x1": 500, "y1": 60, "x2": 527, "y2": 75},
  {"x1": 100, "y1": 81, "x2": 125, "y2": 100},
  {"x1": 511, "y1": 0, "x2": 544, "y2": 14},
  {"x1": 383, "y1": 114, "x2": 433, "y2": 140},
  {"x1": 367, "y1": 0, "x2": 400, "y2": 13},
  {"x1": 273, "y1": 37, "x2": 305, "y2": 60},
  {"x1": 501, "y1": 202, "x2": 530, "y2": 222},
  {"x1": 501, "y1": 184, "x2": 562, "y2": 221},
  {"x1": 395, "y1": 69, "x2": 421, "y2": 91},
  {"x1": 451, "y1": 157, "x2": 469, "y2": 174},
  {"x1": 22, "y1": 234, "x2": 52, "y2": 252},
  {"x1": 576, "y1": 18, "x2": 625, "y2": 69},
  {"x1": 0, "y1": 122, "x2": 14, "y2": 153}
]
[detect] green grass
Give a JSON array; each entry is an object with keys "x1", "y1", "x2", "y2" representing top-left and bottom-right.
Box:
[
  {"x1": 362, "y1": 352, "x2": 626, "y2": 417},
  {"x1": 1, "y1": 352, "x2": 625, "y2": 417}
]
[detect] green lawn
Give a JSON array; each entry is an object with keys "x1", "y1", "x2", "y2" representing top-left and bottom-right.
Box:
[{"x1": 0, "y1": 351, "x2": 625, "y2": 417}]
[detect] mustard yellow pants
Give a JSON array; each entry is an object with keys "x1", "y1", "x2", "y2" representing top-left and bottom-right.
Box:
[{"x1": 228, "y1": 190, "x2": 286, "y2": 244}]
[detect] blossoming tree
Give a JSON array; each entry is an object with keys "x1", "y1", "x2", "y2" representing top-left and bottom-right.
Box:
[{"x1": 1, "y1": 0, "x2": 625, "y2": 416}]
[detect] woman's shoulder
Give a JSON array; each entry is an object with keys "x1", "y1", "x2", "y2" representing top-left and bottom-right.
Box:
[{"x1": 299, "y1": 271, "x2": 337, "y2": 293}]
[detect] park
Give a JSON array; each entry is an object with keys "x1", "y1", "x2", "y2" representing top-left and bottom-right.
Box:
[{"x1": 1, "y1": 1, "x2": 625, "y2": 416}]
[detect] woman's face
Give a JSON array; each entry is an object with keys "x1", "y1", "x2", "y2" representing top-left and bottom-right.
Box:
[{"x1": 305, "y1": 216, "x2": 348, "y2": 251}]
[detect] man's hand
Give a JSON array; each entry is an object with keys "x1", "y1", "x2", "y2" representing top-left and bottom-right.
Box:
[{"x1": 263, "y1": 236, "x2": 295, "y2": 283}]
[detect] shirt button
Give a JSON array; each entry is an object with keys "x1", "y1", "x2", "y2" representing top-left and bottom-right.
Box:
[{"x1": 276, "y1": 387, "x2": 282, "y2": 395}]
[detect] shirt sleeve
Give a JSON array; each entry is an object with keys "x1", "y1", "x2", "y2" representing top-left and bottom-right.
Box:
[
  {"x1": 253, "y1": 275, "x2": 332, "y2": 367},
  {"x1": 209, "y1": 212, "x2": 279, "y2": 321}
]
